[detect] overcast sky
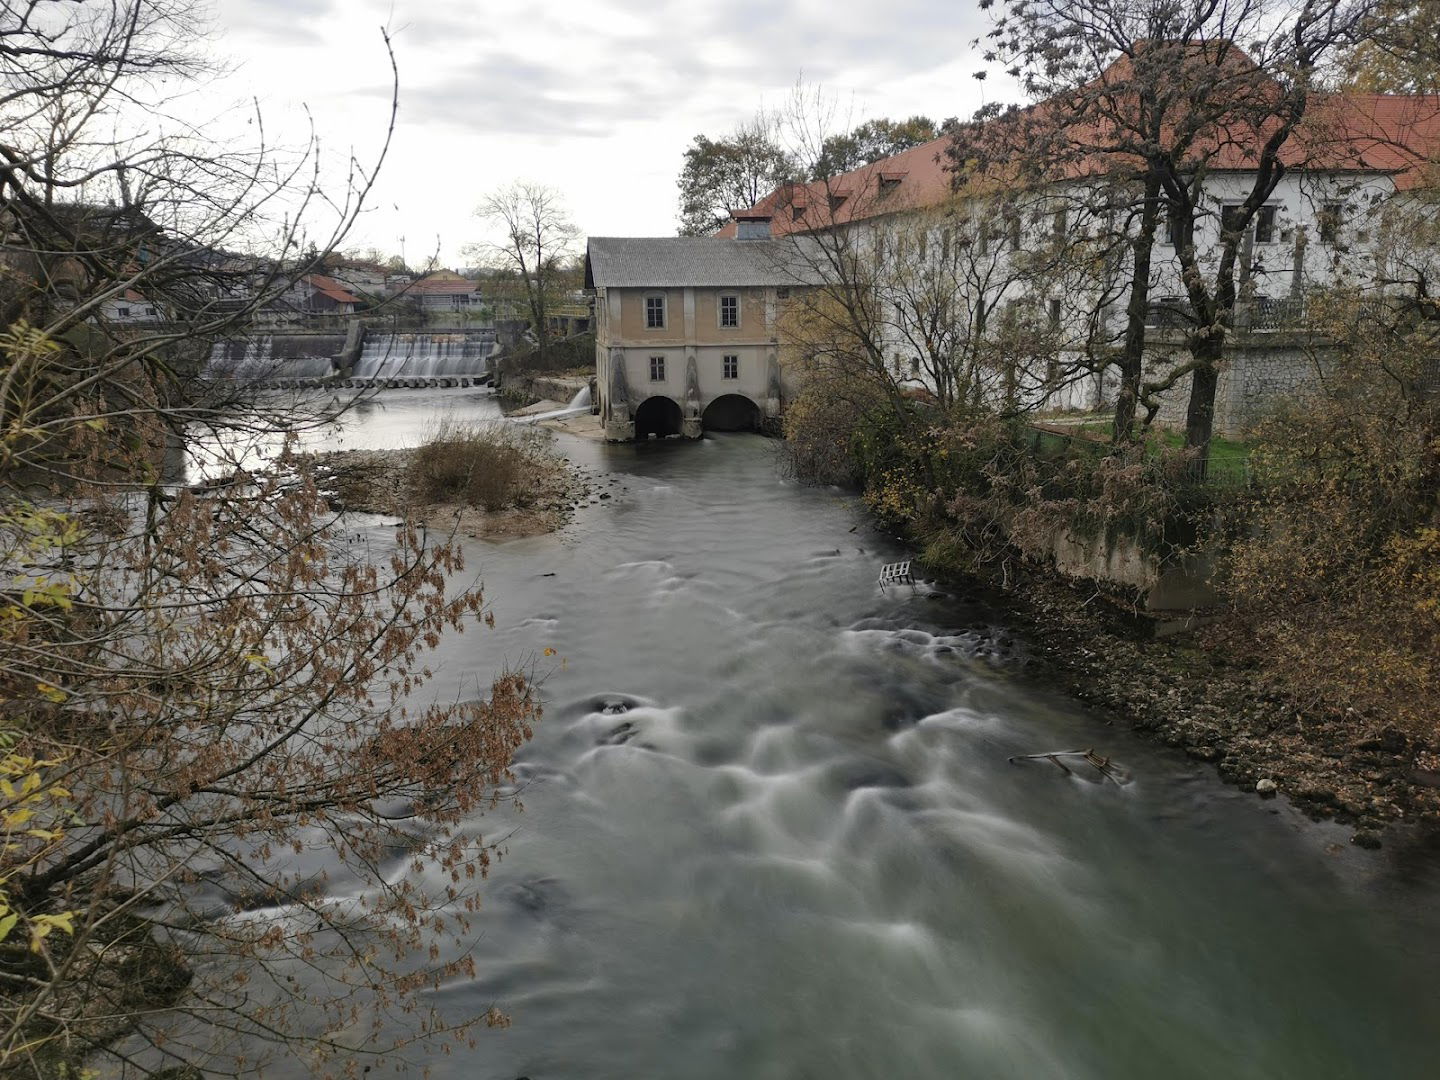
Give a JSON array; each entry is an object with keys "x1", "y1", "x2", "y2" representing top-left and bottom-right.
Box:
[{"x1": 208, "y1": 0, "x2": 1008, "y2": 267}]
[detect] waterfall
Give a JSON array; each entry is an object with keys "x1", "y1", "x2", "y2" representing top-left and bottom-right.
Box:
[
  {"x1": 206, "y1": 336, "x2": 339, "y2": 382},
  {"x1": 206, "y1": 329, "x2": 497, "y2": 383},
  {"x1": 354, "y1": 332, "x2": 496, "y2": 378}
]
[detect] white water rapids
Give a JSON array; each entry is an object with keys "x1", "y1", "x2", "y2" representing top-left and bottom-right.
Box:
[{"x1": 155, "y1": 388, "x2": 1440, "y2": 1080}]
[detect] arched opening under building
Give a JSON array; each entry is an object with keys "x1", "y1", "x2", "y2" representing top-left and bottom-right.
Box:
[
  {"x1": 701, "y1": 394, "x2": 761, "y2": 432},
  {"x1": 633, "y1": 395, "x2": 684, "y2": 438}
]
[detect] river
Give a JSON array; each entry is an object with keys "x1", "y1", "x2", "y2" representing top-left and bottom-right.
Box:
[{"x1": 197, "y1": 388, "x2": 1440, "y2": 1079}]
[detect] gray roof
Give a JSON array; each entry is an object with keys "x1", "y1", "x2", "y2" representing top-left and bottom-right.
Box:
[{"x1": 585, "y1": 236, "x2": 822, "y2": 289}]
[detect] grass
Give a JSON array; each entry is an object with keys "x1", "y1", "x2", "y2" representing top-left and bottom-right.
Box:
[
  {"x1": 406, "y1": 420, "x2": 548, "y2": 511},
  {"x1": 1039, "y1": 414, "x2": 1252, "y2": 487}
]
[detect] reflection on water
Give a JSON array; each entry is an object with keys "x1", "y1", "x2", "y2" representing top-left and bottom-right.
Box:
[
  {"x1": 179, "y1": 387, "x2": 504, "y2": 481},
  {"x1": 190, "y1": 390, "x2": 1440, "y2": 1079}
]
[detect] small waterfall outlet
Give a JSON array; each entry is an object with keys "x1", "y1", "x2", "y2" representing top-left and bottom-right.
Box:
[{"x1": 511, "y1": 383, "x2": 593, "y2": 426}]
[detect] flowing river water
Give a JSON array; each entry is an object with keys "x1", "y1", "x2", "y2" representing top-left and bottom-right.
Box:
[{"x1": 195, "y1": 388, "x2": 1440, "y2": 1079}]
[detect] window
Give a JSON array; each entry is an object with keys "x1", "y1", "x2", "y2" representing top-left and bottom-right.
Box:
[
  {"x1": 1007, "y1": 214, "x2": 1022, "y2": 251},
  {"x1": 1052, "y1": 208, "x2": 1068, "y2": 237},
  {"x1": 645, "y1": 294, "x2": 666, "y2": 329},
  {"x1": 1221, "y1": 204, "x2": 1277, "y2": 244},
  {"x1": 719, "y1": 294, "x2": 739, "y2": 328},
  {"x1": 1163, "y1": 209, "x2": 1186, "y2": 248},
  {"x1": 879, "y1": 176, "x2": 902, "y2": 195},
  {"x1": 776, "y1": 287, "x2": 791, "y2": 300},
  {"x1": 941, "y1": 227, "x2": 952, "y2": 263},
  {"x1": 1220, "y1": 204, "x2": 1248, "y2": 241},
  {"x1": 649, "y1": 355, "x2": 665, "y2": 382},
  {"x1": 723, "y1": 354, "x2": 739, "y2": 380},
  {"x1": 829, "y1": 193, "x2": 848, "y2": 213},
  {"x1": 116, "y1": 306, "x2": 130, "y2": 317},
  {"x1": 1255, "y1": 205, "x2": 1277, "y2": 244},
  {"x1": 1048, "y1": 298, "x2": 1062, "y2": 329},
  {"x1": 144, "y1": 306, "x2": 156, "y2": 316},
  {"x1": 1319, "y1": 201, "x2": 1343, "y2": 244},
  {"x1": 791, "y1": 203, "x2": 806, "y2": 222}
]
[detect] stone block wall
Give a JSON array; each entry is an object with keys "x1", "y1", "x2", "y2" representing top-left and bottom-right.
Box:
[{"x1": 1142, "y1": 338, "x2": 1324, "y2": 437}]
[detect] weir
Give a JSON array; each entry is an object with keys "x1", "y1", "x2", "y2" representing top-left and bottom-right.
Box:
[{"x1": 205, "y1": 327, "x2": 497, "y2": 384}]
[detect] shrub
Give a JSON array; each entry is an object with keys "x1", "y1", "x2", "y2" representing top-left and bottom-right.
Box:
[
  {"x1": 1215, "y1": 297, "x2": 1440, "y2": 733},
  {"x1": 406, "y1": 420, "x2": 548, "y2": 511}
]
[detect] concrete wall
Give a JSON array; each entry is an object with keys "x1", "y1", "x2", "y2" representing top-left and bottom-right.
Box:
[{"x1": 1048, "y1": 526, "x2": 1220, "y2": 611}]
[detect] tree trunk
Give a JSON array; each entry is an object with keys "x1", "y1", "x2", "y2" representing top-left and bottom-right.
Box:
[
  {"x1": 1112, "y1": 175, "x2": 1162, "y2": 442},
  {"x1": 1182, "y1": 339, "x2": 1223, "y2": 481}
]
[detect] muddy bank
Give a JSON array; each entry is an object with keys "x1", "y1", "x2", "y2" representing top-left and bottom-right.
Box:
[
  {"x1": 975, "y1": 565, "x2": 1440, "y2": 847},
  {"x1": 307, "y1": 445, "x2": 597, "y2": 539}
]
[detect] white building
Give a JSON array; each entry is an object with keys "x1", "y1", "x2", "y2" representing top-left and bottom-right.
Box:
[{"x1": 726, "y1": 67, "x2": 1440, "y2": 435}]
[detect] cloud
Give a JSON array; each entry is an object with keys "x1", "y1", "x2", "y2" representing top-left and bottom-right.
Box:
[
  {"x1": 206, "y1": 0, "x2": 1006, "y2": 259},
  {"x1": 215, "y1": 0, "x2": 337, "y2": 46}
]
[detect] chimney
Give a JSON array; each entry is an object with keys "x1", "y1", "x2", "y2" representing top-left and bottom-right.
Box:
[{"x1": 734, "y1": 213, "x2": 773, "y2": 240}]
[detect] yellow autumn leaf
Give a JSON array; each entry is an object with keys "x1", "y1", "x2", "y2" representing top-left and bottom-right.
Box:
[{"x1": 35, "y1": 682, "x2": 66, "y2": 703}]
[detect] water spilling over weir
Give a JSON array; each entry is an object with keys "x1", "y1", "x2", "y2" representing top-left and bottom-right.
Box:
[
  {"x1": 206, "y1": 328, "x2": 496, "y2": 384},
  {"x1": 353, "y1": 331, "x2": 496, "y2": 379}
]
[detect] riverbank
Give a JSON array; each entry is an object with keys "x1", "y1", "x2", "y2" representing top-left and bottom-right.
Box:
[
  {"x1": 951, "y1": 560, "x2": 1440, "y2": 848},
  {"x1": 308, "y1": 442, "x2": 596, "y2": 539}
]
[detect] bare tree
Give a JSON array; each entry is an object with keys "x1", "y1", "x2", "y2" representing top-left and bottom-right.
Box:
[
  {"x1": 0, "y1": 3, "x2": 538, "y2": 1076},
  {"x1": 768, "y1": 90, "x2": 1100, "y2": 442},
  {"x1": 473, "y1": 182, "x2": 579, "y2": 365},
  {"x1": 974, "y1": 0, "x2": 1382, "y2": 474}
]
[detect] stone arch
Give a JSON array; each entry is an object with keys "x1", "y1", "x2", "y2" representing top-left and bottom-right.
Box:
[
  {"x1": 701, "y1": 393, "x2": 761, "y2": 432},
  {"x1": 633, "y1": 395, "x2": 684, "y2": 438}
]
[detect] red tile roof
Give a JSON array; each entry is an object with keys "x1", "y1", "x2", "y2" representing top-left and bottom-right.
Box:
[
  {"x1": 304, "y1": 274, "x2": 361, "y2": 304},
  {"x1": 722, "y1": 50, "x2": 1440, "y2": 238}
]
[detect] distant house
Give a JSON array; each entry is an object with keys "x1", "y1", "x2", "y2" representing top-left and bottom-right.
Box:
[
  {"x1": 100, "y1": 289, "x2": 159, "y2": 323},
  {"x1": 585, "y1": 222, "x2": 818, "y2": 441},
  {"x1": 288, "y1": 274, "x2": 361, "y2": 316},
  {"x1": 327, "y1": 265, "x2": 388, "y2": 295},
  {"x1": 406, "y1": 270, "x2": 483, "y2": 313}
]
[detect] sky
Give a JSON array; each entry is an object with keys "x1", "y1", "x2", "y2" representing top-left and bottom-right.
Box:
[{"x1": 206, "y1": 0, "x2": 1011, "y2": 268}]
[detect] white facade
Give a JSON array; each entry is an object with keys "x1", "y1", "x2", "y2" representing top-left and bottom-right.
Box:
[{"x1": 839, "y1": 165, "x2": 1427, "y2": 433}]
